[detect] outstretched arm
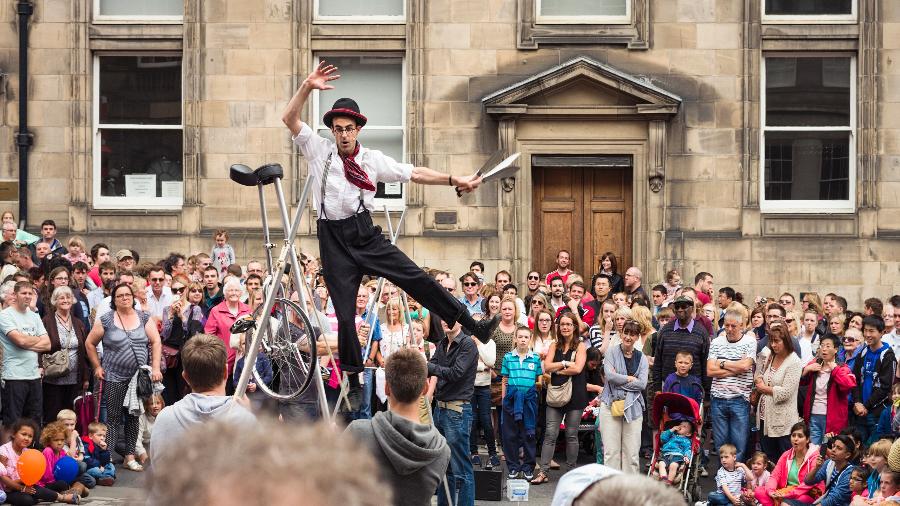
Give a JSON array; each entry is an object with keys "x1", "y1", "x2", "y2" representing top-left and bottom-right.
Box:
[
  {"x1": 410, "y1": 166, "x2": 483, "y2": 194},
  {"x1": 282, "y1": 61, "x2": 340, "y2": 137}
]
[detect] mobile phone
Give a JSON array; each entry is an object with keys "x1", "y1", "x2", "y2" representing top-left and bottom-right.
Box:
[{"x1": 816, "y1": 358, "x2": 824, "y2": 366}]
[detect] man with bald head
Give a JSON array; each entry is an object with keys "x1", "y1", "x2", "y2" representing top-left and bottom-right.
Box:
[{"x1": 623, "y1": 267, "x2": 646, "y2": 300}]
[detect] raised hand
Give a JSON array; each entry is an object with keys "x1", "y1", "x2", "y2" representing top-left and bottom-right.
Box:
[{"x1": 304, "y1": 60, "x2": 340, "y2": 91}]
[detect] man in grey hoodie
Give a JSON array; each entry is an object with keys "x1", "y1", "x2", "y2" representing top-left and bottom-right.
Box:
[
  {"x1": 150, "y1": 334, "x2": 256, "y2": 471},
  {"x1": 347, "y1": 348, "x2": 451, "y2": 506}
]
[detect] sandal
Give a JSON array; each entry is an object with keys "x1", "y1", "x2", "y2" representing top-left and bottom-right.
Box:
[
  {"x1": 549, "y1": 459, "x2": 561, "y2": 470},
  {"x1": 61, "y1": 492, "x2": 80, "y2": 504},
  {"x1": 530, "y1": 471, "x2": 549, "y2": 485},
  {"x1": 124, "y1": 460, "x2": 144, "y2": 472}
]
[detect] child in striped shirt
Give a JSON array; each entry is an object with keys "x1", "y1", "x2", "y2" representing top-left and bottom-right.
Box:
[{"x1": 500, "y1": 326, "x2": 543, "y2": 481}]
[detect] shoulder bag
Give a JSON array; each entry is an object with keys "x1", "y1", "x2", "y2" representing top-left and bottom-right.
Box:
[
  {"x1": 546, "y1": 350, "x2": 576, "y2": 408},
  {"x1": 43, "y1": 316, "x2": 73, "y2": 379}
]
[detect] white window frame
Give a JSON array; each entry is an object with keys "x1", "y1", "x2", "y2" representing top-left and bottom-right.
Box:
[
  {"x1": 92, "y1": 52, "x2": 184, "y2": 210},
  {"x1": 92, "y1": 0, "x2": 183, "y2": 24},
  {"x1": 760, "y1": 0, "x2": 857, "y2": 24},
  {"x1": 759, "y1": 54, "x2": 856, "y2": 214},
  {"x1": 535, "y1": 0, "x2": 631, "y2": 25},
  {"x1": 312, "y1": 0, "x2": 406, "y2": 24},
  {"x1": 312, "y1": 53, "x2": 407, "y2": 211}
]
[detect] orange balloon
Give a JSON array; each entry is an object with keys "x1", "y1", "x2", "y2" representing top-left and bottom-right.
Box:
[{"x1": 16, "y1": 448, "x2": 45, "y2": 486}]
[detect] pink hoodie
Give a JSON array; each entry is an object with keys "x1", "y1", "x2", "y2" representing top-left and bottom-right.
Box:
[
  {"x1": 754, "y1": 443, "x2": 824, "y2": 506},
  {"x1": 39, "y1": 447, "x2": 64, "y2": 486}
]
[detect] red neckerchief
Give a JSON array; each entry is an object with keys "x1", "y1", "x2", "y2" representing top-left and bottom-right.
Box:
[{"x1": 340, "y1": 143, "x2": 376, "y2": 191}]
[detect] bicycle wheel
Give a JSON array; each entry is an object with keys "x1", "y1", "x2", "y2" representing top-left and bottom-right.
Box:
[{"x1": 246, "y1": 297, "x2": 319, "y2": 400}]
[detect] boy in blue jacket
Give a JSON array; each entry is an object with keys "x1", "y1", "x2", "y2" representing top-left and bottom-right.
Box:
[
  {"x1": 82, "y1": 422, "x2": 115, "y2": 486},
  {"x1": 656, "y1": 419, "x2": 693, "y2": 483}
]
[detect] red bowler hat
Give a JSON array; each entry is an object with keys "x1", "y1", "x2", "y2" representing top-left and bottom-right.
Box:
[{"x1": 323, "y1": 97, "x2": 368, "y2": 128}]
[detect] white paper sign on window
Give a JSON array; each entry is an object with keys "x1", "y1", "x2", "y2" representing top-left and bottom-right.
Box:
[
  {"x1": 161, "y1": 181, "x2": 183, "y2": 199},
  {"x1": 125, "y1": 174, "x2": 157, "y2": 198},
  {"x1": 382, "y1": 182, "x2": 402, "y2": 196}
]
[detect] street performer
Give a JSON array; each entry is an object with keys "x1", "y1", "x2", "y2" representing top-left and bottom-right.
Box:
[{"x1": 281, "y1": 60, "x2": 498, "y2": 382}]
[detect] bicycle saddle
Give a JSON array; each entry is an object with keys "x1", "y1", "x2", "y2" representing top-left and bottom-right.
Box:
[
  {"x1": 229, "y1": 164, "x2": 258, "y2": 186},
  {"x1": 254, "y1": 163, "x2": 283, "y2": 185},
  {"x1": 229, "y1": 163, "x2": 284, "y2": 186},
  {"x1": 230, "y1": 316, "x2": 257, "y2": 334}
]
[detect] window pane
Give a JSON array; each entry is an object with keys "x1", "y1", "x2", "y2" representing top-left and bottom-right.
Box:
[
  {"x1": 765, "y1": 57, "x2": 850, "y2": 127},
  {"x1": 764, "y1": 131, "x2": 849, "y2": 201},
  {"x1": 539, "y1": 0, "x2": 627, "y2": 17},
  {"x1": 99, "y1": 56, "x2": 182, "y2": 125},
  {"x1": 317, "y1": 0, "x2": 403, "y2": 17},
  {"x1": 98, "y1": 0, "x2": 183, "y2": 17},
  {"x1": 99, "y1": 129, "x2": 183, "y2": 198},
  {"x1": 317, "y1": 56, "x2": 403, "y2": 128},
  {"x1": 765, "y1": 0, "x2": 852, "y2": 15}
]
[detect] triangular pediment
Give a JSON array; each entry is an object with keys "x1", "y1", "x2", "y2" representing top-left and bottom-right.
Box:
[{"x1": 483, "y1": 56, "x2": 681, "y2": 118}]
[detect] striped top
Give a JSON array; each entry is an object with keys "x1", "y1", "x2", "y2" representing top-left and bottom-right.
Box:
[
  {"x1": 501, "y1": 350, "x2": 543, "y2": 389},
  {"x1": 100, "y1": 310, "x2": 150, "y2": 383},
  {"x1": 707, "y1": 333, "x2": 757, "y2": 401}
]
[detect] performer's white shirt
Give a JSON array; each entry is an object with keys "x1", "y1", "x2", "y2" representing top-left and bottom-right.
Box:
[{"x1": 292, "y1": 123, "x2": 414, "y2": 220}]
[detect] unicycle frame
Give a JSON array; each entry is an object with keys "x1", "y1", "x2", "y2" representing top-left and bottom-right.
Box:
[{"x1": 234, "y1": 174, "x2": 329, "y2": 410}]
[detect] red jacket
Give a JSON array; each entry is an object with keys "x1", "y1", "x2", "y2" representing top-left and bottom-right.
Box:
[
  {"x1": 800, "y1": 359, "x2": 857, "y2": 435},
  {"x1": 204, "y1": 300, "x2": 251, "y2": 375}
]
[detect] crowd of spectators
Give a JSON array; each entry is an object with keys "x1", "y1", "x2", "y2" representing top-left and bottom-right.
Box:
[{"x1": 2, "y1": 210, "x2": 900, "y2": 506}]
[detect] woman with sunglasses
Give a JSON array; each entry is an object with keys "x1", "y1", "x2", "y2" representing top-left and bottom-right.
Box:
[
  {"x1": 159, "y1": 275, "x2": 204, "y2": 404},
  {"x1": 527, "y1": 293, "x2": 549, "y2": 330},
  {"x1": 838, "y1": 328, "x2": 864, "y2": 372}
]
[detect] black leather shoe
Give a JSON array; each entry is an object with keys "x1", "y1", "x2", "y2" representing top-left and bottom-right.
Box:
[{"x1": 468, "y1": 315, "x2": 499, "y2": 342}]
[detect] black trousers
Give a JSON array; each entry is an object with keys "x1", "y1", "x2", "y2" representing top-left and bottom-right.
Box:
[
  {"x1": 317, "y1": 211, "x2": 466, "y2": 373},
  {"x1": 43, "y1": 382, "x2": 80, "y2": 426},
  {"x1": 1, "y1": 379, "x2": 42, "y2": 427}
]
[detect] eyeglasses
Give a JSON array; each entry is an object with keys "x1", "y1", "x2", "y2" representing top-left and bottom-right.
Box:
[
  {"x1": 332, "y1": 126, "x2": 358, "y2": 135},
  {"x1": 537, "y1": 318, "x2": 552, "y2": 324},
  {"x1": 559, "y1": 322, "x2": 575, "y2": 327},
  {"x1": 150, "y1": 277, "x2": 165, "y2": 283},
  {"x1": 527, "y1": 275, "x2": 540, "y2": 280},
  {"x1": 463, "y1": 282, "x2": 478, "y2": 287},
  {"x1": 53, "y1": 276, "x2": 68, "y2": 281},
  {"x1": 171, "y1": 287, "x2": 186, "y2": 294},
  {"x1": 189, "y1": 288, "x2": 203, "y2": 293},
  {"x1": 115, "y1": 293, "x2": 133, "y2": 299}
]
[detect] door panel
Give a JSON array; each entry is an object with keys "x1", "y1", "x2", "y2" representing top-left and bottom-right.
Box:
[{"x1": 533, "y1": 164, "x2": 632, "y2": 279}]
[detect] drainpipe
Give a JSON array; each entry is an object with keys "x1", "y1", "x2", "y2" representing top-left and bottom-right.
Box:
[{"x1": 15, "y1": 0, "x2": 34, "y2": 229}]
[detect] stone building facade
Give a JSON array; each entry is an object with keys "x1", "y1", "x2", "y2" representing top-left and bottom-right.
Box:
[{"x1": 0, "y1": 0, "x2": 897, "y2": 305}]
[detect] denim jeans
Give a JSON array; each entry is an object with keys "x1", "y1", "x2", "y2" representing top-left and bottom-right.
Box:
[
  {"x1": 708, "y1": 491, "x2": 732, "y2": 505},
  {"x1": 350, "y1": 369, "x2": 375, "y2": 420},
  {"x1": 854, "y1": 411, "x2": 880, "y2": 445},
  {"x1": 86, "y1": 463, "x2": 116, "y2": 479},
  {"x1": 808, "y1": 413, "x2": 827, "y2": 445},
  {"x1": 469, "y1": 385, "x2": 496, "y2": 455},
  {"x1": 711, "y1": 396, "x2": 750, "y2": 461},
  {"x1": 434, "y1": 403, "x2": 474, "y2": 506}
]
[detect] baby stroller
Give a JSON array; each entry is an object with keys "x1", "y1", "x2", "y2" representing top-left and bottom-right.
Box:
[{"x1": 647, "y1": 392, "x2": 703, "y2": 503}]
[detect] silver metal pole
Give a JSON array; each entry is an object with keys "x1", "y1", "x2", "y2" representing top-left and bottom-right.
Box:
[
  {"x1": 272, "y1": 178, "x2": 332, "y2": 418},
  {"x1": 235, "y1": 175, "x2": 316, "y2": 401},
  {"x1": 257, "y1": 184, "x2": 274, "y2": 275}
]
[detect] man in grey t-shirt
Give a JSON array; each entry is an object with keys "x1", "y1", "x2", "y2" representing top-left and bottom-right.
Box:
[{"x1": 0, "y1": 281, "x2": 50, "y2": 429}]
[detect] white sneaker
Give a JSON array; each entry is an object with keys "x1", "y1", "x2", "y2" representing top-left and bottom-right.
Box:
[
  {"x1": 699, "y1": 466, "x2": 709, "y2": 477},
  {"x1": 694, "y1": 502, "x2": 708, "y2": 506}
]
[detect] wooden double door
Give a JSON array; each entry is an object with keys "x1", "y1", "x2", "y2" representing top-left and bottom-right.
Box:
[{"x1": 532, "y1": 162, "x2": 633, "y2": 279}]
